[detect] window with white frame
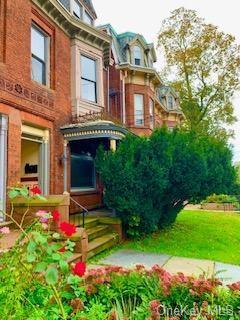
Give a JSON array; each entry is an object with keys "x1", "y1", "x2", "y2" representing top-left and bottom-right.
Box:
[
  {"x1": 149, "y1": 98, "x2": 154, "y2": 128},
  {"x1": 83, "y1": 10, "x2": 93, "y2": 25},
  {"x1": 133, "y1": 46, "x2": 142, "y2": 66},
  {"x1": 72, "y1": 0, "x2": 82, "y2": 18},
  {"x1": 81, "y1": 55, "x2": 97, "y2": 103},
  {"x1": 31, "y1": 25, "x2": 49, "y2": 85},
  {"x1": 134, "y1": 94, "x2": 144, "y2": 125},
  {"x1": 167, "y1": 95, "x2": 174, "y2": 109}
]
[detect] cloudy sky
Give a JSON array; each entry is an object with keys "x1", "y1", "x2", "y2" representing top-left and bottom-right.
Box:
[{"x1": 94, "y1": 0, "x2": 240, "y2": 162}]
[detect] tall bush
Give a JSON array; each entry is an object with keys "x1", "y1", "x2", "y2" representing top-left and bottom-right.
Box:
[{"x1": 96, "y1": 128, "x2": 237, "y2": 237}]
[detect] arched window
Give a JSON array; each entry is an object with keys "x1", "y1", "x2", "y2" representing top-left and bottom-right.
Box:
[{"x1": 133, "y1": 46, "x2": 142, "y2": 66}]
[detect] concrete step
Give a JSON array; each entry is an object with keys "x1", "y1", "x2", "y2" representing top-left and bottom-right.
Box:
[
  {"x1": 87, "y1": 208, "x2": 115, "y2": 218},
  {"x1": 69, "y1": 215, "x2": 99, "y2": 229},
  {"x1": 87, "y1": 225, "x2": 110, "y2": 241},
  {"x1": 87, "y1": 233, "x2": 119, "y2": 259}
]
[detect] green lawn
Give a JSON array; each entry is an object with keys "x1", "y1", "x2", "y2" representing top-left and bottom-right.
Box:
[{"x1": 122, "y1": 210, "x2": 240, "y2": 265}]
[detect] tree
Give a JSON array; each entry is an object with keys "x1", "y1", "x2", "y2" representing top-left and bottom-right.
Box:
[
  {"x1": 96, "y1": 128, "x2": 237, "y2": 237},
  {"x1": 158, "y1": 7, "x2": 240, "y2": 139}
]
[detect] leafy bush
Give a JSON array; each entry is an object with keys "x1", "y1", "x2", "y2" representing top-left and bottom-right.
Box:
[
  {"x1": 203, "y1": 194, "x2": 238, "y2": 204},
  {"x1": 96, "y1": 128, "x2": 237, "y2": 237}
]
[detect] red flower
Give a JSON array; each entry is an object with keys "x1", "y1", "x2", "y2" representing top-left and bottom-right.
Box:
[
  {"x1": 73, "y1": 262, "x2": 86, "y2": 277},
  {"x1": 30, "y1": 186, "x2": 42, "y2": 195},
  {"x1": 60, "y1": 221, "x2": 76, "y2": 237},
  {"x1": 52, "y1": 210, "x2": 60, "y2": 222},
  {"x1": 58, "y1": 247, "x2": 66, "y2": 253}
]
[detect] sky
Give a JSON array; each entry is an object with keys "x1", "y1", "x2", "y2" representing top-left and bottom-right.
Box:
[{"x1": 93, "y1": 0, "x2": 240, "y2": 162}]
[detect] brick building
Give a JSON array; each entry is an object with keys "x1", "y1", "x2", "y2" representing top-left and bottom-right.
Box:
[
  {"x1": 0, "y1": 1, "x2": 183, "y2": 216},
  {"x1": 0, "y1": 0, "x2": 111, "y2": 215},
  {"x1": 100, "y1": 24, "x2": 183, "y2": 136}
]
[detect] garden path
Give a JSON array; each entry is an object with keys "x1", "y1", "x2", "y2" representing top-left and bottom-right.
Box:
[{"x1": 98, "y1": 249, "x2": 240, "y2": 284}]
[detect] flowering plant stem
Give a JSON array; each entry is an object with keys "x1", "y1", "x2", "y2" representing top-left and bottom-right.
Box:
[{"x1": 51, "y1": 284, "x2": 67, "y2": 320}]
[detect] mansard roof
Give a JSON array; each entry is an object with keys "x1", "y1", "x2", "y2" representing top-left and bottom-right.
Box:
[
  {"x1": 58, "y1": 0, "x2": 97, "y2": 19},
  {"x1": 99, "y1": 24, "x2": 157, "y2": 64}
]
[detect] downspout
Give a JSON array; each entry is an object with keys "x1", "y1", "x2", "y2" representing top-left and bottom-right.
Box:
[
  {"x1": 122, "y1": 71, "x2": 126, "y2": 124},
  {"x1": 107, "y1": 66, "x2": 110, "y2": 113}
]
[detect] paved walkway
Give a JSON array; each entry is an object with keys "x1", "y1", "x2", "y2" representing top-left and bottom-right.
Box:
[{"x1": 99, "y1": 249, "x2": 240, "y2": 284}]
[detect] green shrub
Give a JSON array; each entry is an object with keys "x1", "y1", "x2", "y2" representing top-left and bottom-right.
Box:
[
  {"x1": 203, "y1": 193, "x2": 238, "y2": 204},
  {"x1": 96, "y1": 128, "x2": 237, "y2": 237}
]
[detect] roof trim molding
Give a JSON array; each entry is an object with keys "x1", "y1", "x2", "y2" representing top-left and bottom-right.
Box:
[{"x1": 32, "y1": 0, "x2": 111, "y2": 65}]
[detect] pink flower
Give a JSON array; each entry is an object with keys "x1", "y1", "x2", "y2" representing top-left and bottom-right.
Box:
[
  {"x1": 36, "y1": 210, "x2": 47, "y2": 217},
  {"x1": 41, "y1": 223, "x2": 48, "y2": 230},
  {"x1": 0, "y1": 227, "x2": 10, "y2": 234},
  {"x1": 40, "y1": 217, "x2": 49, "y2": 223}
]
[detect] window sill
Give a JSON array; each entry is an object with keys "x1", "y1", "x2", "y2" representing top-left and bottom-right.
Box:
[
  {"x1": 70, "y1": 188, "x2": 99, "y2": 195},
  {"x1": 31, "y1": 79, "x2": 55, "y2": 93}
]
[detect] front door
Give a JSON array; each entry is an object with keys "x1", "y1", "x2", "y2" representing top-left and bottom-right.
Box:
[{"x1": 0, "y1": 115, "x2": 8, "y2": 221}]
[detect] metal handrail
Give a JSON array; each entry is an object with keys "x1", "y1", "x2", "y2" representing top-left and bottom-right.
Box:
[{"x1": 70, "y1": 197, "x2": 88, "y2": 228}]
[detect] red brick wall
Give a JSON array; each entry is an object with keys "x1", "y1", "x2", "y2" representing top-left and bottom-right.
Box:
[{"x1": 0, "y1": 0, "x2": 71, "y2": 195}]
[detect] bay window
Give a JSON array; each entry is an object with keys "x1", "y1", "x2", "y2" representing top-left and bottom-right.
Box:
[
  {"x1": 81, "y1": 55, "x2": 97, "y2": 103},
  {"x1": 134, "y1": 94, "x2": 144, "y2": 126},
  {"x1": 31, "y1": 25, "x2": 49, "y2": 85}
]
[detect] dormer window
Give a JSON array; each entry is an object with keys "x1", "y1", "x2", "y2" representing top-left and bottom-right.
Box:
[
  {"x1": 168, "y1": 96, "x2": 174, "y2": 109},
  {"x1": 133, "y1": 46, "x2": 141, "y2": 66},
  {"x1": 72, "y1": 0, "x2": 82, "y2": 19},
  {"x1": 83, "y1": 10, "x2": 93, "y2": 25}
]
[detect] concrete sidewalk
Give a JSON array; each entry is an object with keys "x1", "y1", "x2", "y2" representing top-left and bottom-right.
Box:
[{"x1": 99, "y1": 249, "x2": 240, "y2": 284}]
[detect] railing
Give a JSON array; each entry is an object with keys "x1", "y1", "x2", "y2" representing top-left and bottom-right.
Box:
[
  {"x1": 72, "y1": 110, "x2": 123, "y2": 126},
  {"x1": 70, "y1": 197, "x2": 88, "y2": 228}
]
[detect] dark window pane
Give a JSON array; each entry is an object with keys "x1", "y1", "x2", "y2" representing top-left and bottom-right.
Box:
[
  {"x1": 71, "y1": 154, "x2": 95, "y2": 189},
  {"x1": 135, "y1": 58, "x2": 141, "y2": 66},
  {"x1": 31, "y1": 57, "x2": 46, "y2": 85}
]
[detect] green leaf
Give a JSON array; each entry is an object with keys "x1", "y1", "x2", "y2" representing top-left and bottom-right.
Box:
[
  {"x1": 52, "y1": 253, "x2": 61, "y2": 261},
  {"x1": 59, "y1": 260, "x2": 69, "y2": 273},
  {"x1": 45, "y1": 267, "x2": 58, "y2": 285},
  {"x1": 8, "y1": 189, "x2": 19, "y2": 199},
  {"x1": 19, "y1": 188, "x2": 29, "y2": 198},
  {"x1": 35, "y1": 262, "x2": 48, "y2": 273},
  {"x1": 27, "y1": 241, "x2": 37, "y2": 253},
  {"x1": 27, "y1": 253, "x2": 36, "y2": 263}
]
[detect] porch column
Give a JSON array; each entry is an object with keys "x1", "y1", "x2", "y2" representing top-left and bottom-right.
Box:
[
  {"x1": 110, "y1": 139, "x2": 117, "y2": 151},
  {"x1": 0, "y1": 115, "x2": 8, "y2": 219},
  {"x1": 63, "y1": 140, "x2": 69, "y2": 192}
]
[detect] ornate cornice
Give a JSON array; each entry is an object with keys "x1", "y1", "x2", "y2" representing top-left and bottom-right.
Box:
[{"x1": 31, "y1": 0, "x2": 111, "y2": 65}]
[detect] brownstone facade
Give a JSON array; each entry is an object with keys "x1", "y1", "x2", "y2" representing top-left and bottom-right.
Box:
[{"x1": 0, "y1": 0, "x2": 71, "y2": 197}]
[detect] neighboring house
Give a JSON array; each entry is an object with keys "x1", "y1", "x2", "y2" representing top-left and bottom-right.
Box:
[
  {"x1": 0, "y1": 0, "x2": 111, "y2": 215},
  {"x1": 99, "y1": 24, "x2": 183, "y2": 136}
]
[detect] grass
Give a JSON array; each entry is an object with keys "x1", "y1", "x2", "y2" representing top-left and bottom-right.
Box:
[{"x1": 120, "y1": 210, "x2": 240, "y2": 266}]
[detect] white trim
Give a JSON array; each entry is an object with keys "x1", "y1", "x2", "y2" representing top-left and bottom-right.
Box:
[{"x1": 0, "y1": 115, "x2": 8, "y2": 220}]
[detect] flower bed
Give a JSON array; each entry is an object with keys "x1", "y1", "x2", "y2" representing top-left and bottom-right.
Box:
[{"x1": 0, "y1": 186, "x2": 240, "y2": 319}]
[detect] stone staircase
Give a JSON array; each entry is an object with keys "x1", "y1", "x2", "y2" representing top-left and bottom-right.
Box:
[{"x1": 69, "y1": 210, "x2": 121, "y2": 262}]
